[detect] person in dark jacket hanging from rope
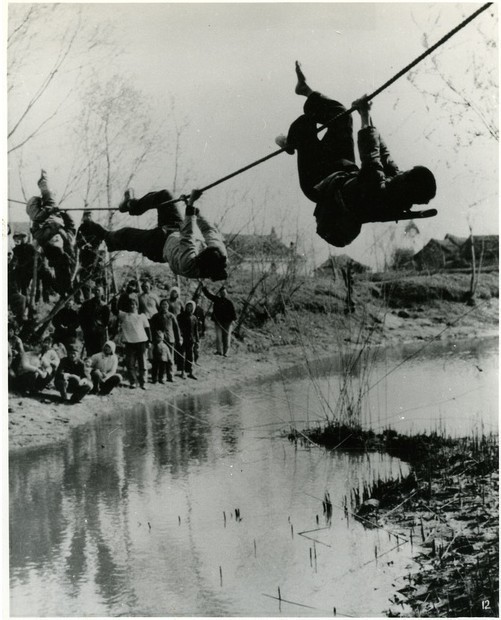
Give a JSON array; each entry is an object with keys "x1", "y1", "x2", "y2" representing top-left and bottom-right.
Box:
[
  {"x1": 26, "y1": 170, "x2": 77, "y2": 294},
  {"x1": 85, "y1": 189, "x2": 228, "y2": 281},
  {"x1": 275, "y1": 62, "x2": 437, "y2": 248}
]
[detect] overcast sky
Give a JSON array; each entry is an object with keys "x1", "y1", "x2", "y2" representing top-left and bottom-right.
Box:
[{"x1": 7, "y1": 2, "x2": 499, "y2": 268}]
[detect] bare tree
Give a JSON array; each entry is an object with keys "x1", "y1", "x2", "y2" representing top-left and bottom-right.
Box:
[
  {"x1": 407, "y1": 6, "x2": 498, "y2": 148},
  {"x1": 7, "y1": 4, "x2": 114, "y2": 154},
  {"x1": 60, "y1": 75, "x2": 170, "y2": 225}
]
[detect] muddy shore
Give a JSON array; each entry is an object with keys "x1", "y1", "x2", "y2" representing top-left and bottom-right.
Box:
[
  {"x1": 367, "y1": 434, "x2": 498, "y2": 618},
  {"x1": 8, "y1": 297, "x2": 498, "y2": 453}
]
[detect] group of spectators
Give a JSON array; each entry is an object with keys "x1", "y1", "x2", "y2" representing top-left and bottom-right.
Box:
[{"x1": 8, "y1": 276, "x2": 238, "y2": 405}]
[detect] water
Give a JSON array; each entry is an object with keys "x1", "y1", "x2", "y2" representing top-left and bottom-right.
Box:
[
  {"x1": 276, "y1": 336, "x2": 498, "y2": 436},
  {"x1": 9, "y1": 337, "x2": 498, "y2": 617}
]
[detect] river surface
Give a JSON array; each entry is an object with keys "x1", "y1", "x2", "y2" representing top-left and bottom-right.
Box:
[{"x1": 9, "y1": 337, "x2": 498, "y2": 617}]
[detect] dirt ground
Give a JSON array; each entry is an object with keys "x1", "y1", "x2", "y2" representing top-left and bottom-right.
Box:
[{"x1": 8, "y1": 296, "x2": 498, "y2": 453}]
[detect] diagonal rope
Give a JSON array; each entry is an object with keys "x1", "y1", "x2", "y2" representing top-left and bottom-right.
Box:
[
  {"x1": 7, "y1": 4, "x2": 493, "y2": 213},
  {"x1": 160, "y1": 2, "x2": 493, "y2": 203}
]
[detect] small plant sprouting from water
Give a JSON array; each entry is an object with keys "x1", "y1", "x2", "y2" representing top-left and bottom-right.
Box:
[{"x1": 322, "y1": 491, "x2": 333, "y2": 524}]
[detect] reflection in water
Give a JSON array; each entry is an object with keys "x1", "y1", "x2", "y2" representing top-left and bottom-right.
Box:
[{"x1": 10, "y1": 338, "x2": 498, "y2": 616}]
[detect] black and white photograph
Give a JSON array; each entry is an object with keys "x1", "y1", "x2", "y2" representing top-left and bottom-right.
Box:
[{"x1": 5, "y1": 2, "x2": 499, "y2": 617}]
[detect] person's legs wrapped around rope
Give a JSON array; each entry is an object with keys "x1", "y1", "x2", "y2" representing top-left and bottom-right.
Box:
[
  {"x1": 122, "y1": 189, "x2": 184, "y2": 229},
  {"x1": 106, "y1": 226, "x2": 169, "y2": 263}
]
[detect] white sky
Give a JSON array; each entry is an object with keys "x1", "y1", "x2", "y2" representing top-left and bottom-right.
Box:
[{"x1": 6, "y1": 2, "x2": 499, "y2": 268}]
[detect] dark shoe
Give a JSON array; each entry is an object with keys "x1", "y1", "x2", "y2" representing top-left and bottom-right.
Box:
[
  {"x1": 118, "y1": 188, "x2": 135, "y2": 212},
  {"x1": 158, "y1": 379, "x2": 165, "y2": 384},
  {"x1": 187, "y1": 373, "x2": 198, "y2": 380},
  {"x1": 167, "y1": 375, "x2": 174, "y2": 383},
  {"x1": 130, "y1": 383, "x2": 137, "y2": 389},
  {"x1": 140, "y1": 384, "x2": 147, "y2": 390},
  {"x1": 118, "y1": 200, "x2": 129, "y2": 213}
]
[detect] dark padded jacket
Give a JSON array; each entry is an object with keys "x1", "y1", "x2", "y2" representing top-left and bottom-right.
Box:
[{"x1": 313, "y1": 126, "x2": 399, "y2": 247}]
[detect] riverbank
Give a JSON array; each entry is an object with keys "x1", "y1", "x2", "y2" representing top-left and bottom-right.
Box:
[
  {"x1": 290, "y1": 427, "x2": 499, "y2": 617},
  {"x1": 8, "y1": 291, "x2": 498, "y2": 453},
  {"x1": 383, "y1": 438, "x2": 499, "y2": 618}
]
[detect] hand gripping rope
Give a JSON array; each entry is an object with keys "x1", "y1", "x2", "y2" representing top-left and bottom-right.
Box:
[{"x1": 7, "y1": 2, "x2": 493, "y2": 212}]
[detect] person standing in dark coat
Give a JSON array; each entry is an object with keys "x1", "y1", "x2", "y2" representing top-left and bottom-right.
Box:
[
  {"x1": 202, "y1": 285, "x2": 237, "y2": 357},
  {"x1": 192, "y1": 290, "x2": 206, "y2": 337},
  {"x1": 79, "y1": 284, "x2": 111, "y2": 356},
  {"x1": 191, "y1": 290, "x2": 206, "y2": 363},
  {"x1": 52, "y1": 300, "x2": 80, "y2": 351},
  {"x1": 76, "y1": 210, "x2": 106, "y2": 285},
  {"x1": 177, "y1": 301, "x2": 199, "y2": 380}
]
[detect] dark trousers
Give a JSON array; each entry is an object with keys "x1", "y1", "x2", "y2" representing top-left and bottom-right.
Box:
[
  {"x1": 91, "y1": 371, "x2": 122, "y2": 394},
  {"x1": 105, "y1": 191, "x2": 183, "y2": 263},
  {"x1": 32, "y1": 369, "x2": 55, "y2": 393},
  {"x1": 8, "y1": 291, "x2": 26, "y2": 324},
  {"x1": 151, "y1": 359, "x2": 170, "y2": 382},
  {"x1": 287, "y1": 92, "x2": 355, "y2": 202},
  {"x1": 181, "y1": 341, "x2": 195, "y2": 374},
  {"x1": 83, "y1": 329, "x2": 107, "y2": 356},
  {"x1": 36, "y1": 262, "x2": 55, "y2": 302},
  {"x1": 106, "y1": 227, "x2": 169, "y2": 263},
  {"x1": 54, "y1": 374, "x2": 92, "y2": 403},
  {"x1": 15, "y1": 270, "x2": 33, "y2": 297},
  {"x1": 128, "y1": 190, "x2": 183, "y2": 228},
  {"x1": 124, "y1": 341, "x2": 147, "y2": 386}
]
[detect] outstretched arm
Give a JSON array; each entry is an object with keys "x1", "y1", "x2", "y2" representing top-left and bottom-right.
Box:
[
  {"x1": 353, "y1": 97, "x2": 399, "y2": 177},
  {"x1": 352, "y1": 96, "x2": 373, "y2": 128},
  {"x1": 201, "y1": 285, "x2": 217, "y2": 302}
]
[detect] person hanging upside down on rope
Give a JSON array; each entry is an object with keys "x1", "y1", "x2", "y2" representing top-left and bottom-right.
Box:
[
  {"x1": 88, "y1": 189, "x2": 228, "y2": 281},
  {"x1": 275, "y1": 62, "x2": 437, "y2": 248},
  {"x1": 26, "y1": 170, "x2": 76, "y2": 295}
]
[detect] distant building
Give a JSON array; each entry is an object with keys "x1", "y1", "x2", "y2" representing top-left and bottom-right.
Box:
[
  {"x1": 412, "y1": 234, "x2": 467, "y2": 270},
  {"x1": 458, "y1": 235, "x2": 499, "y2": 268},
  {"x1": 412, "y1": 234, "x2": 499, "y2": 270},
  {"x1": 225, "y1": 228, "x2": 306, "y2": 275},
  {"x1": 315, "y1": 254, "x2": 371, "y2": 278}
]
